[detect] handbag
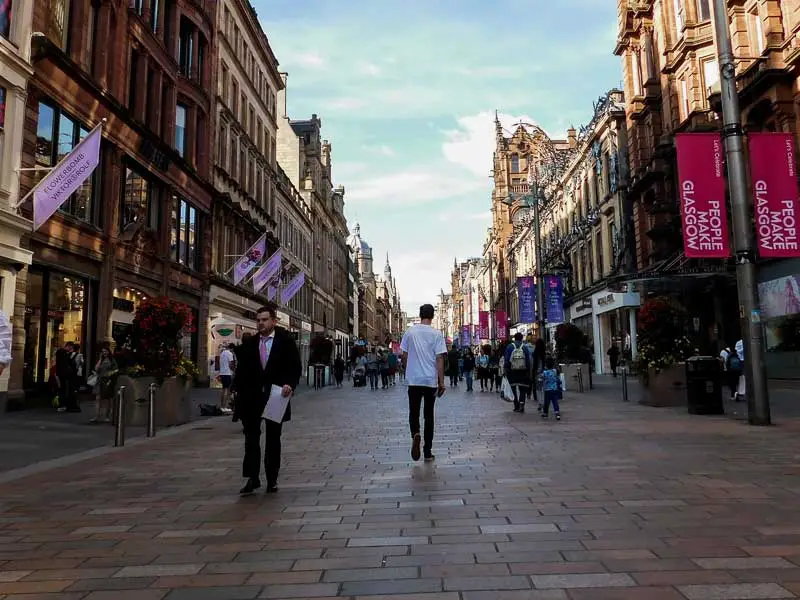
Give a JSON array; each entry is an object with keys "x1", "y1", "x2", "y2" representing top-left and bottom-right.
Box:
[
  {"x1": 86, "y1": 373, "x2": 98, "y2": 387},
  {"x1": 500, "y1": 376, "x2": 513, "y2": 402}
]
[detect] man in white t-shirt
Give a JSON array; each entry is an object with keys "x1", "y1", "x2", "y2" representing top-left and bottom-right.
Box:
[
  {"x1": 400, "y1": 303, "x2": 447, "y2": 462},
  {"x1": 219, "y1": 344, "x2": 236, "y2": 413}
]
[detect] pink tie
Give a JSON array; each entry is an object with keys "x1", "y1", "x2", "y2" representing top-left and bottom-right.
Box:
[{"x1": 260, "y1": 338, "x2": 268, "y2": 369}]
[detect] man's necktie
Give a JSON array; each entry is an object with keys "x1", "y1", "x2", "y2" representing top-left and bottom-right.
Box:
[{"x1": 260, "y1": 337, "x2": 269, "y2": 369}]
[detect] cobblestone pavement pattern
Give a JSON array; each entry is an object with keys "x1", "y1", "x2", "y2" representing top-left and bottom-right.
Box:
[{"x1": 2, "y1": 380, "x2": 800, "y2": 599}]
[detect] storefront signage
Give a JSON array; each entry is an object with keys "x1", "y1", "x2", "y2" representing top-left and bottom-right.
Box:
[
  {"x1": 675, "y1": 133, "x2": 730, "y2": 258},
  {"x1": 545, "y1": 276, "x2": 564, "y2": 323},
  {"x1": 139, "y1": 138, "x2": 170, "y2": 171},
  {"x1": 749, "y1": 132, "x2": 800, "y2": 258},
  {"x1": 593, "y1": 291, "x2": 641, "y2": 315},
  {"x1": 596, "y1": 294, "x2": 615, "y2": 307},
  {"x1": 302, "y1": 321, "x2": 312, "y2": 332},
  {"x1": 517, "y1": 276, "x2": 536, "y2": 323}
]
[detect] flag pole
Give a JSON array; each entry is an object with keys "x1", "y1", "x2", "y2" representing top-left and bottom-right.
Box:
[{"x1": 15, "y1": 119, "x2": 105, "y2": 210}]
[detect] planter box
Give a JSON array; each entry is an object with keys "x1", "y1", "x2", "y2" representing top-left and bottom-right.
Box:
[
  {"x1": 637, "y1": 363, "x2": 687, "y2": 407},
  {"x1": 560, "y1": 363, "x2": 587, "y2": 393},
  {"x1": 116, "y1": 375, "x2": 193, "y2": 427}
]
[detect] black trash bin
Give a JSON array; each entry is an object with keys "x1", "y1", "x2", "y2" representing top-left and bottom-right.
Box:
[{"x1": 685, "y1": 356, "x2": 724, "y2": 415}]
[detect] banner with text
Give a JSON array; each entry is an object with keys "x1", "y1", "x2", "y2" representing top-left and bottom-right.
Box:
[
  {"x1": 545, "y1": 276, "x2": 565, "y2": 323},
  {"x1": 749, "y1": 132, "x2": 800, "y2": 258},
  {"x1": 675, "y1": 133, "x2": 730, "y2": 258},
  {"x1": 252, "y1": 250, "x2": 282, "y2": 294},
  {"x1": 478, "y1": 311, "x2": 490, "y2": 339},
  {"x1": 517, "y1": 276, "x2": 536, "y2": 323},
  {"x1": 33, "y1": 124, "x2": 102, "y2": 230},
  {"x1": 280, "y1": 271, "x2": 305, "y2": 305},
  {"x1": 233, "y1": 234, "x2": 266, "y2": 285},
  {"x1": 496, "y1": 310, "x2": 508, "y2": 340},
  {"x1": 460, "y1": 325, "x2": 470, "y2": 347}
]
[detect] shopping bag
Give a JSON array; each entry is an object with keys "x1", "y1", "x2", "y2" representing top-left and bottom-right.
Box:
[
  {"x1": 559, "y1": 373, "x2": 567, "y2": 392},
  {"x1": 501, "y1": 376, "x2": 513, "y2": 402}
]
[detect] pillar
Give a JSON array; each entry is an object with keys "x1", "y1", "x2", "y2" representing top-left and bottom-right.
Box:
[
  {"x1": 593, "y1": 312, "x2": 603, "y2": 375},
  {"x1": 629, "y1": 308, "x2": 638, "y2": 360}
]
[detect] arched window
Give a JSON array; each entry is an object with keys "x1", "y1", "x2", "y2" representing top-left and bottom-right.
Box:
[{"x1": 510, "y1": 153, "x2": 520, "y2": 173}]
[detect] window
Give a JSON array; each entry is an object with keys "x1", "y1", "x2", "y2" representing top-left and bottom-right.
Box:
[
  {"x1": 240, "y1": 92, "x2": 246, "y2": 122},
  {"x1": 231, "y1": 79, "x2": 238, "y2": 115},
  {"x1": 679, "y1": 78, "x2": 690, "y2": 119},
  {"x1": 128, "y1": 49, "x2": 140, "y2": 110},
  {"x1": 239, "y1": 146, "x2": 245, "y2": 184},
  {"x1": 257, "y1": 118, "x2": 263, "y2": 152},
  {"x1": 178, "y1": 18, "x2": 193, "y2": 76},
  {"x1": 84, "y1": 0, "x2": 100, "y2": 72},
  {"x1": 35, "y1": 102, "x2": 97, "y2": 224},
  {"x1": 230, "y1": 134, "x2": 238, "y2": 176},
  {"x1": 175, "y1": 104, "x2": 187, "y2": 157},
  {"x1": 696, "y1": 0, "x2": 710, "y2": 21},
  {"x1": 0, "y1": 88, "x2": 6, "y2": 130},
  {"x1": 749, "y1": 6, "x2": 764, "y2": 54},
  {"x1": 220, "y1": 64, "x2": 229, "y2": 104},
  {"x1": 632, "y1": 49, "x2": 642, "y2": 95},
  {"x1": 249, "y1": 106, "x2": 255, "y2": 139},
  {"x1": 121, "y1": 165, "x2": 157, "y2": 231},
  {"x1": 510, "y1": 153, "x2": 520, "y2": 173},
  {"x1": 151, "y1": 0, "x2": 159, "y2": 33},
  {"x1": 702, "y1": 58, "x2": 719, "y2": 95},
  {"x1": 218, "y1": 124, "x2": 227, "y2": 170},
  {"x1": 673, "y1": 0, "x2": 683, "y2": 33},
  {"x1": 0, "y1": 0, "x2": 11, "y2": 39},
  {"x1": 131, "y1": 0, "x2": 144, "y2": 15},
  {"x1": 44, "y1": 0, "x2": 70, "y2": 50},
  {"x1": 171, "y1": 196, "x2": 200, "y2": 269}
]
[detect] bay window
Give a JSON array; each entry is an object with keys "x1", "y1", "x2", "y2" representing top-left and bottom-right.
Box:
[{"x1": 170, "y1": 196, "x2": 200, "y2": 270}]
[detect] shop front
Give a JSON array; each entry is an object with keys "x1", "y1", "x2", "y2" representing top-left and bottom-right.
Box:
[
  {"x1": 207, "y1": 284, "x2": 259, "y2": 387},
  {"x1": 591, "y1": 289, "x2": 640, "y2": 375},
  {"x1": 757, "y1": 259, "x2": 800, "y2": 379},
  {"x1": 22, "y1": 267, "x2": 97, "y2": 397}
]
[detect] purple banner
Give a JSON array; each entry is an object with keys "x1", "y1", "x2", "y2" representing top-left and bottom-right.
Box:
[
  {"x1": 280, "y1": 271, "x2": 305, "y2": 305},
  {"x1": 517, "y1": 276, "x2": 536, "y2": 323},
  {"x1": 252, "y1": 250, "x2": 282, "y2": 293},
  {"x1": 233, "y1": 234, "x2": 266, "y2": 285},
  {"x1": 33, "y1": 124, "x2": 102, "y2": 230},
  {"x1": 545, "y1": 276, "x2": 564, "y2": 323},
  {"x1": 460, "y1": 325, "x2": 470, "y2": 347},
  {"x1": 267, "y1": 285, "x2": 278, "y2": 301}
]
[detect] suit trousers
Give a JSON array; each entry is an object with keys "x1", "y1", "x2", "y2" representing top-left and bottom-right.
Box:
[
  {"x1": 242, "y1": 417, "x2": 283, "y2": 484},
  {"x1": 408, "y1": 386, "x2": 436, "y2": 454}
]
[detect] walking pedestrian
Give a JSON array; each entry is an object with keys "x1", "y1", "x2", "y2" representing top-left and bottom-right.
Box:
[
  {"x1": 532, "y1": 338, "x2": 546, "y2": 411},
  {"x1": 463, "y1": 349, "x2": 476, "y2": 392},
  {"x1": 234, "y1": 303, "x2": 302, "y2": 495},
  {"x1": 387, "y1": 351, "x2": 398, "y2": 386},
  {"x1": 56, "y1": 342, "x2": 80, "y2": 413},
  {"x1": 334, "y1": 353, "x2": 345, "y2": 388},
  {"x1": 477, "y1": 347, "x2": 490, "y2": 391},
  {"x1": 608, "y1": 343, "x2": 621, "y2": 377},
  {"x1": 504, "y1": 333, "x2": 532, "y2": 413},
  {"x1": 366, "y1": 350, "x2": 379, "y2": 391},
  {"x1": 488, "y1": 349, "x2": 499, "y2": 392},
  {"x1": 446, "y1": 346, "x2": 460, "y2": 387},
  {"x1": 540, "y1": 357, "x2": 562, "y2": 421},
  {"x1": 219, "y1": 343, "x2": 236, "y2": 413},
  {"x1": 400, "y1": 304, "x2": 446, "y2": 462},
  {"x1": 89, "y1": 345, "x2": 118, "y2": 423}
]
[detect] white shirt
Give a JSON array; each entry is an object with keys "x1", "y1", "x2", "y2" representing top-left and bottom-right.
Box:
[
  {"x1": 400, "y1": 324, "x2": 447, "y2": 388},
  {"x1": 219, "y1": 349, "x2": 235, "y2": 376},
  {"x1": 719, "y1": 348, "x2": 730, "y2": 371},
  {"x1": 735, "y1": 340, "x2": 744, "y2": 361}
]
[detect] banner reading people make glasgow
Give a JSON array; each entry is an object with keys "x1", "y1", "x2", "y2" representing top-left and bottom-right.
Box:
[
  {"x1": 460, "y1": 325, "x2": 470, "y2": 347},
  {"x1": 517, "y1": 276, "x2": 536, "y2": 323},
  {"x1": 675, "y1": 133, "x2": 730, "y2": 258},
  {"x1": 478, "y1": 311, "x2": 490, "y2": 339},
  {"x1": 545, "y1": 276, "x2": 564, "y2": 323},
  {"x1": 495, "y1": 310, "x2": 507, "y2": 340},
  {"x1": 749, "y1": 132, "x2": 800, "y2": 258}
]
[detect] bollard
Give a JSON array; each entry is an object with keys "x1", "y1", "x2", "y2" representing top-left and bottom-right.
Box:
[
  {"x1": 114, "y1": 386, "x2": 126, "y2": 447},
  {"x1": 146, "y1": 383, "x2": 157, "y2": 438},
  {"x1": 621, "y1": 365, "x2": 629, "y2": 402}
]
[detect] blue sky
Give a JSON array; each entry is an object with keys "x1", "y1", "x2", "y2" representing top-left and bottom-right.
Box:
[{"x1": 259, "y1": 0, "x2": 621, "y2": 312}]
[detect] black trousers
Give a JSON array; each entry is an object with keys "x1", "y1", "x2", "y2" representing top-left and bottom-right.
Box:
[
  {"x1": 408, "y1": 386, "x2": 436, "y2": 454},
  {"x1": 242, "y1": 417, "x2": 283, "y2": 484}
]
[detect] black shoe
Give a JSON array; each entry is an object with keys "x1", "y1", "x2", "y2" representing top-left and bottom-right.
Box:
[
  {"x1": 513, "y1": 402, "x2": 520, "y2": 412},
  {"x1": 424, "y1": 454, "x2": 435, "y2": 462},
  {"x1": 519, "y1": 404, "x2": 525, "y2": 414},
  {"x1": 239, "y1": 479, "x2": 261, "y2": 495},
  {"x1": 266, "y1": 482, "x2": 279, "y2": 493},
  {"x1": 411, "y1": 433, "x2": 421, "y2": 461}
]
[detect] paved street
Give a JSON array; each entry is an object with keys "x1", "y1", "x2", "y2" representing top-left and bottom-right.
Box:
[{"x1": 1, "y1": 382, "x2": 800, "y2": 599}]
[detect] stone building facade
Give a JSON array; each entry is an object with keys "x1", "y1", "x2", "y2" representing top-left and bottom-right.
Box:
[
  {"x1": 0, "y1": 0, "x2": 35, "y2": 408},
  {"x1": 12, "y1": 0, "x2": 216, "y2": 404}
]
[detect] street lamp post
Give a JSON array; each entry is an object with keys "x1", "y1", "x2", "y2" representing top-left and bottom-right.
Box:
[
  {"x1": 712, "y1": 0, "x2": 770, "y2": 425},
  {"x1": 530, "y1": 180, "x2": 547, "y2": 343}
]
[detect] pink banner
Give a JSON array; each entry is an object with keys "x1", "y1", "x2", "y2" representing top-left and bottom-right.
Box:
[
  {"x1": 675, "y1": 133, "x2": 730, "y2": 258},
  {"x1": 495, "y1": 310, "x2": 507, "y2": 340},
  {"x1": 749, "y1": 132, "x2": 800, "y2": 258},
  {"x1": 478, "y1": 311, "x2": 489, "y2": 339}
]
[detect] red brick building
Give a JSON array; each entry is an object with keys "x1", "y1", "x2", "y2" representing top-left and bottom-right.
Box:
[{"x1": 10, "y1": 0, "x2": 217, "y2": 405}]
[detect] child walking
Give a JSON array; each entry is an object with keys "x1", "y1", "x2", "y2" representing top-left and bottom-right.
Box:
[{"x1": 540, "y1": 357, "x2": 562, "y2": 421}]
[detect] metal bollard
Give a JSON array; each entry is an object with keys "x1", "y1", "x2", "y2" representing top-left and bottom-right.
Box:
[
  {"x1": 621, "y1": 366, "x2": 629, "y2": 402},
  {"x1": 114, "y1": 386, "x2": 126, "y2": 447},
  {"x1": 146, "y1": 383, "x2": 157, "y2": 438}
]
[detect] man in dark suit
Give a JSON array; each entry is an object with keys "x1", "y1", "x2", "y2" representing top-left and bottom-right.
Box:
[{"x1": 233, "y1": 303, "x2": 302, "y2": 495}]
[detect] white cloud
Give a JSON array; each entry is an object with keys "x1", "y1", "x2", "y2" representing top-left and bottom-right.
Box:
[
  {"x1": 325, "y1": 96, "x2": 368, "y2": 110},
  {"x1": 358, "y1": 62, "x2": 382, "y2": 76},
  {"x1": 389, "y1": 251, "x2": 449, "y2": 309},
  {"x1": 346, "y1": 167, "x2": 486, "y2": 205},
  {"x1": 293, "y1": 52, "x2": 326, "y2": 69},
  {"x1": 438, "y1": 211, "x2": 491, "y2": 224},
  {"x1": 362, "y1": 144, "x2": 395, "y2": 157},
  {"x1": 455, "y1": 66, "x2": 522, "y2": 78}
]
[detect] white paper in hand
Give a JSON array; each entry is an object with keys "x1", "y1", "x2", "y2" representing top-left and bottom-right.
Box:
[{"x1": 262, "y1": 385, "x2": 290, "y2": 423}]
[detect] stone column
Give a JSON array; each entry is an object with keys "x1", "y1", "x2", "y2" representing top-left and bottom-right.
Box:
[
  {"x1": 98, "y1": 147, "x2": 122, "y2": 347},
  {"x1": 628, "y1": 307, "x2": 638, "y2": 360}
]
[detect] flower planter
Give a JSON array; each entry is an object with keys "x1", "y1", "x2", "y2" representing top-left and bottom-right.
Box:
[
  {"x1": 116, "y1": 375, "x2": 193, "y2": 427},
  {"x1": 636, "y1": 363, "x2": 686, "y2": 407}
]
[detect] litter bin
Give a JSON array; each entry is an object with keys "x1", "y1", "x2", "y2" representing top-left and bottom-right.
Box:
[{"x1": 685, "y1": 356, "x2": 724, "y2": 415}]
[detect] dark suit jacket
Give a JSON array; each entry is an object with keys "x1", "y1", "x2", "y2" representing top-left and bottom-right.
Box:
[{"x1": 233, "y1": 327, "x2": 302, "y2": 422}]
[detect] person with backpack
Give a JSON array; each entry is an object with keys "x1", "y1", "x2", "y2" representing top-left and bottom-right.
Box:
[
  {"x1": 540, "y1": 357, "x2": 562, "y2": 421},
  {"x1": 504, "y1": 332, "x2": 532, "y2": 413},
  {"x1": 721, "y1": 344, "x2": 743, "y2": 401}
]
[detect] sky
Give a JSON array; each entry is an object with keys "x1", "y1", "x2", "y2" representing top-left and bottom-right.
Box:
[{"x1": 258, "y1": 0, "x2": 622, "y2": 313}]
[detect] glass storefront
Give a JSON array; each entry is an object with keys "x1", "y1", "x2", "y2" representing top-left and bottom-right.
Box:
[{"x1": 23, "y1": 269, "x2": 91, "y2": 389}]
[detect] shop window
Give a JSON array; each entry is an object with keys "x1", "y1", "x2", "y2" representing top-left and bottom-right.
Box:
[
  {"x1": 35, "y1": 101, "x2": 98, "y2": 225},
  {"x1": 23, "y1": 271, "x2": 87, "y2": 389},
  {"x1": 170, "y1": 196, "x2": 200, "y2": 270},
  {"x1": 121, "y1": 164, "x2": 158, "y2": 231},
  {"x1": 0, "y1": 0, "x2": 11, "y2": 40}
]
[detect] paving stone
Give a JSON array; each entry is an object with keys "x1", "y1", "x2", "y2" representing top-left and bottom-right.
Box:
[
  {"x1": 258, "y1": 582, "x2": 341, "y2": 598},
  {"x1": 443, "y1": 576, "x2": 532, "y2": 590},
  {"x1": 322, "y1": 567, "x2": 418, "y2": 582},
  {"x1": 678, "y1": 582, "x2": 796, "y2": 599},
  {"x1": 693, "y1": 557, "x2": 796, "y2": 570},
  {"x1": 114, "y1": 564, "x2": 205, "y2": 578},
  {"x1": 531, "y1": 573, "x2": 636, "y2": 589}
]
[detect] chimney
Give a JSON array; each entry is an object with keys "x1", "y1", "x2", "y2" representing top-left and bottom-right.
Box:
[
  {"x1": 278, "y1": 72, "x2": 288, "y2": 118},
  {"x1": 567, "y1": 126, "x2": 577, "y2": 149}
]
